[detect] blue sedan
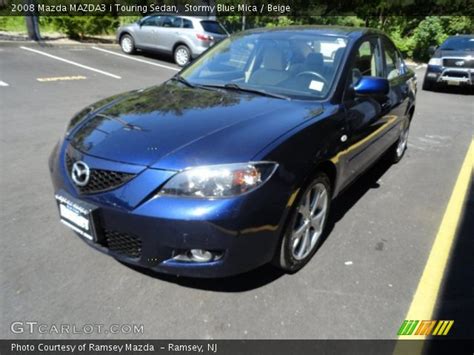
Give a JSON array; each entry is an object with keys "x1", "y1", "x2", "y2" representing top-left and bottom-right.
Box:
[{"x1": 49, "y1": 26, "x2": 416, "y2": 277}]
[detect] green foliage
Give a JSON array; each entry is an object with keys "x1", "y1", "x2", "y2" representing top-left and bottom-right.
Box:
[
  {"x1": 411, "y1": 17, "x2": 449, "y2": 61},
  {"x1": 43, "y1": 16, "x2": 119, "y2": 39},
  {"x1": 0, "y1": 16, "x2": 26, "y2": 32},
  {"x1": 265, "y1": 16, "x2": 295, "y2": 28}
]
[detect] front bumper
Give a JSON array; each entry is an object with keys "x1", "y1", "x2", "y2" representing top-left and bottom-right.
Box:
[
  {"x1": 425, "y1": 65, "x2": 474, "y2": 86},
  {"x1": 49, "y1": 141, "x2": 290, "y2": 278}
]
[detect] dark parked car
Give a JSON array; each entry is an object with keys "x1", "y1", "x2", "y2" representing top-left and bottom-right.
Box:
[
  {"x1": 423, "y1": 34, "x2": 474, "y2": 91},
  {"x1": 117, "y1": 15, "x2": 229, "y2": 66},
  {"x1": 50, "y1": 26, "x2": 416, "y2": 278}
]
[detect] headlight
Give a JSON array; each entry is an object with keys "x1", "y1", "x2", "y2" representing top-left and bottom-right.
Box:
[
  {"x1": 428, "y1": 58, "x2": 442, "y2": 66},
  {"x1": 159, "y1": 162, "x2": 278, "y2": 198}
]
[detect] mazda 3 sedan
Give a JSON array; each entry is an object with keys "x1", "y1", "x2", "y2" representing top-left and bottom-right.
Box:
[{"x1": 49, "y1": 26, "x2": 416, "y2": 277}]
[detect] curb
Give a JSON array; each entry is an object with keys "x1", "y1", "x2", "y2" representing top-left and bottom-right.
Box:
[{"x1": 0, "y1": 40, "x2": 118, "y2": 48}]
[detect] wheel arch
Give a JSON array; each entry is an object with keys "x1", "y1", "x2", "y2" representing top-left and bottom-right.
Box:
[
  {"x1": 173, "y1": 41, "x2": 191, "y2": 55},
  {"x1": 119, "y1": 31, "x2": 133, "y2": 42},
  {"x1": 297, "y1": 160, "x2": 338, "y2": 200},
  {"x1": 314, "y1": 161, "x2": 337, "y2": 196}
]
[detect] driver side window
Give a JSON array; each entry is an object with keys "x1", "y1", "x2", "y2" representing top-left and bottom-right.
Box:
[
  {"x1": 351, "y1": 39, "x2": 383, "y2": 85},
  {"x1": 141, "y1": 16, "x2": 160, "y2": 27}
]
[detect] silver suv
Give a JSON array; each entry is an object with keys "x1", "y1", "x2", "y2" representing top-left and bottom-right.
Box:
[{"x1": 117, "y1": 15, "x2": 229, "y2": 66}]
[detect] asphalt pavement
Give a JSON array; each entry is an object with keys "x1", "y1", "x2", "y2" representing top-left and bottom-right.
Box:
[{"x1": 0, "y1": 42, "x2": 472, "y2": 340}]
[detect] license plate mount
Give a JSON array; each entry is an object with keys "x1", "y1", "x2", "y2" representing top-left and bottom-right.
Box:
[{"x1": 55, "y1": 192, "x2": 102, "y2": 243}]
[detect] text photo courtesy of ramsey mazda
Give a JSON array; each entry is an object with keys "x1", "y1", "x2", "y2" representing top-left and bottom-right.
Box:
[{"x1": 49, "y1": 27, "x2": 417, "y2": 278}]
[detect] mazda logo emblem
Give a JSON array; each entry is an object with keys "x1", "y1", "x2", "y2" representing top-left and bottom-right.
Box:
[{"x1": 71, "y1": 161, "x2": 90, "y2": 186}]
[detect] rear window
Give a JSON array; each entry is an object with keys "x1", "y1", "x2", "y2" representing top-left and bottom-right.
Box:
[{"x1": 200, "y1": 21, "x2": 226, "y2": 35}]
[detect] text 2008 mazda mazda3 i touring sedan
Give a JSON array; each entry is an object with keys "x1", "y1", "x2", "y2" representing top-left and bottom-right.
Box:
[{"x1": 49, "y1": 26, "x2": 416, "y2": 277}]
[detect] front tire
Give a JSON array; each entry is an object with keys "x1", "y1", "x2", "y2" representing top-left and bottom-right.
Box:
[
  {"x1": 120, "y1": 34, "x2": 135, "y2": 54},
  {"x1": 273, "y1": 173, "x2": 332, "y2": 273},
  {"x1": 174, "y1": 45, "x2": 191, "y2": 67}
]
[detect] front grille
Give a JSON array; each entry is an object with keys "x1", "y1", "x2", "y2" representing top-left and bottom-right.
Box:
[
  {"x1": 443, "y1": 71, "x2": 469, "y2": 78},
  {"x1": 65, "y1": 154, "x2": 135, "y2": 194},
  {"x1": 104, "y1": 230, "x2": 142, "y2": 258},
  {"x1": 443, "y1": 58, "x2": 474, "y2": 68}
]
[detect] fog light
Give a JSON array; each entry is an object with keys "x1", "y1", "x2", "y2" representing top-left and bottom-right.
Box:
[
  {"x1": 172, "y1": 249, "x2": 224, "y2": 263},
  {"x1": 190, "y1": 249, "x2": 213, "y2": 262}
]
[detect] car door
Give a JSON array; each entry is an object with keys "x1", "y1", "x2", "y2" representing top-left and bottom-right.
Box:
[
  {"x1": 135, "y1": 16, "x2": 162, "y2": 49},
  {"x1": 380, "y1": 37, "x2": 413, "y2": 147},
  {"x1": 154, "y1": 16, "x2": 182, "y2": 53},
  {"x1": 340, "y1": 36, "x2": 389, "y2": 182}
]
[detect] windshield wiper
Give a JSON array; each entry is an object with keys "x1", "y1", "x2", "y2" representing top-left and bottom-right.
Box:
[
  {"x1": 170, "y1": 74, "x2": 195, "y2": 88},
  {"x1": 170, "y1": 75, "x2": 219, "y2": 91},
  {"x1": 203, "y1": 83, "x2": 290, "y2": 100}
]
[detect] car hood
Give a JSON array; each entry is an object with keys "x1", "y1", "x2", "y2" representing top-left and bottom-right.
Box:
[{"x1": 68, "y1": 82, "x2": 324, "y2": 170}]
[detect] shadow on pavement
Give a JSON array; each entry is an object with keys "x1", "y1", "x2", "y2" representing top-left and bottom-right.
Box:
[
  {"x1": 137, "y1": 50, "x2": 177, "y2": 66},
  {"x1": 123, "y1": 157, "x2": 394, "y2": 292},
  {"x1": 428, "y1": 176, "x2": 474, "y2": 341},
  {"x1": 424, "y1": 86, "x2": 473, "y2": 96}
]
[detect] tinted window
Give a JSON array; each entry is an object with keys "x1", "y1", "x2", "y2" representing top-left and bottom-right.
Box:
[
  {"x1": 439, "y1": 36, "x2": 474, "y2": 51},
  {"x1": 160, "y1": 16, "x2": 181, "y2": 28},
  {"x1": 141, "y1": 16, "x2": 160, "y2": 27},
  {"x1": 183, "y1": 19, "x2": 193, "y2": 29},
  {"x1": 200, "y1": 21, "x2": 227, "y2": 34},
  {"x1": 383, "y1": 39, "x2": 403, "y2": 80}
]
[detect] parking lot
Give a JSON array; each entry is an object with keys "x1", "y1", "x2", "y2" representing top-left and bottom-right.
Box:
[{"x1": 0, "y1": 42, "x2": 472, "y2": 339}]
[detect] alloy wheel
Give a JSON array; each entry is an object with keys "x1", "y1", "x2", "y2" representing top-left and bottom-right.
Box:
[
  {"x1": 290, "y1": 182, "x2": 329, "y2": 260},
  {"x1": 121, "y1": 37, "x2": 133, "y2": 53},
  {"x1": 396, "y1": 126, "x2": 409, "y2": 158},
  {"x1": 175, "y1": 48, "x2": 190, "y2": 66}
]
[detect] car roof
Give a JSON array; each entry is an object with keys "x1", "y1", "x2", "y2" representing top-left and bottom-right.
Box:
[
  {"x1": 145, "y1": 14, "x2": 217, "y2": 21},
  {"x1": 243, "y1": 25, "x2": 386, "y2": 39}
]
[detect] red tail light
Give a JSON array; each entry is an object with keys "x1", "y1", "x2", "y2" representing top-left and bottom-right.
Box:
[{"x1": 196, "y1": 33, "x2": 213, "y2": 41}]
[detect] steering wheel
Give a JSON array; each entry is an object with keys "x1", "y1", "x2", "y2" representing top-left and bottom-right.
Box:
[{"x1": 296, "y1": 71, "x2": 328, "y2": 86}]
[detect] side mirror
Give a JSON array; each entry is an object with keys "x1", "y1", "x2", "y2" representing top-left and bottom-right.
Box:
[
  {"x1": 354, "y1": 76, "x2": 389, "y2": 97},
  {"x1": 428, "y1": 45, "x2": 437, "y2": 56}
]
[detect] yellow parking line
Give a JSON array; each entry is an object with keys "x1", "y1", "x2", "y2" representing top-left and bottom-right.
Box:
[
  {"x1": 400, "y1": 139, "x2": 473, "y2": 337},
  {"x1": 393, "y1": 140, "x2": 473, "y2": 355}
]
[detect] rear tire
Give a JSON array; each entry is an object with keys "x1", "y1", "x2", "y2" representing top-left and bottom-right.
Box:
[
  {"x1": 120, "y1": 34, "x2": 135, "y2": 54},
  {"x1": 174, "y1": 45, "x2": 191, "y2": 67},
  {"x1": 273, "y1": 172, "x2": 332, "y2": 273},
  {"x1": 387, "y1": 119, "x2": 410, "y2": 164}
]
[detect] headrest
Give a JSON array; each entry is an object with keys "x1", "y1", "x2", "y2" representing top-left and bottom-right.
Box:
[
  {"x1": 304, "y1": 53, "x2": 324, "y2": 70},
  {"x1": 262, "y1": 47, "x2": 285, "y2": 70}
]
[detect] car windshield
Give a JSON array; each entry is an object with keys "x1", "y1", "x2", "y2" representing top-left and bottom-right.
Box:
[
  {"x1": 180, "y1": 31, "x2": 348, "y2": 100},
  {"x1": 439, "y1": 36, "x2": 474, "y2": 51}
]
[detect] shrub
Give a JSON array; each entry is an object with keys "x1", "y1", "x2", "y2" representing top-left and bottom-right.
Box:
[{"x1": 46, "y1": 16, "x2": 119, "y2": 39}]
